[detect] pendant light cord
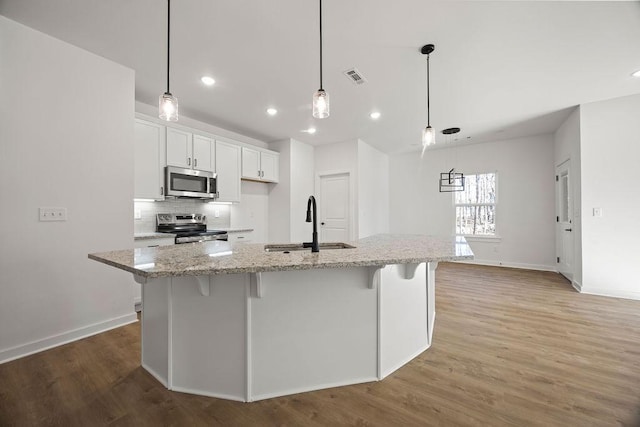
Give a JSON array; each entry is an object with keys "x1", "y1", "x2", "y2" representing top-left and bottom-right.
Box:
[
  {"x1": 166, "y1": 0, "x2": 171, "y2": 94},
  {"x1": 426, "y1": 54, "x2": 430, "y2": 126},
  {"x1": 319, "y1": 0, "x2": 323, "y2": 91}
]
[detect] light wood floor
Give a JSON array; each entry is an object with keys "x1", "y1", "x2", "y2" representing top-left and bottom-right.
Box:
[{"x1": 1, "y1": 263, "x2": 639, "y2": 426}]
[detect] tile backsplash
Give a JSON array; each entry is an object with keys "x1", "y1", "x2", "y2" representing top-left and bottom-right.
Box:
[{"x1": 134, "y1": 199, "x2": 231, "y2": 234}]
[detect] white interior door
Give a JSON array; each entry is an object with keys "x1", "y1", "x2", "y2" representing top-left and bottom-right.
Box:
[
  {"x1": 556, "y1": 160, "x2": 574, "y2": 281},
  {"x1": 318, "y1": 172, "x2": 351, "y2": 242}
]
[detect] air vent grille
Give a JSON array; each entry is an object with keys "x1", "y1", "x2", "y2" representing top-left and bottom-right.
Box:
[{"x1": 343, "y1": 68, "x2": 367, "y2": 85}]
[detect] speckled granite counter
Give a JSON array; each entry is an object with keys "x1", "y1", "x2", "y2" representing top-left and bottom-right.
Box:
[
  {"x1": 134, "y1": 232, "x2": 176, "y2": 241},
  {"x1": 89, "y1": 234, "x2": 473, "y2": 279}
]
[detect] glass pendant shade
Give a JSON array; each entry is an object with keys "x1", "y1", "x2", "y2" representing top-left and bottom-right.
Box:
[
  {"x1": 312, "y1": 89, "x2": 329, "y2": 119},
  {"x1": 159, "y1": 92, "x2": 179, "y2": 122},
  {"x1": 422, "y1": 125, "x2": 436, "y2": 147}
]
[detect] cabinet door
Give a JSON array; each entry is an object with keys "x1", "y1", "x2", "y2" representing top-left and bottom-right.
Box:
[
  {"x1": 166, "y1": 127, "x2": 192, "y2": 168},
  {"x1": 215, "y1": 141, "x2": 241, "y2": 202},
  {"x1": 193, "y1": 134, "x2": 215, "y2": 172},
  {"x1": 134, "y1": 119, "x2": 165, "y2": 200},
  {"x1": 241, "y1": 147, "x2": 261, "y2": 180},
  {"x1": 260, "y1": 151, "x2": 279, "y2": 183}
]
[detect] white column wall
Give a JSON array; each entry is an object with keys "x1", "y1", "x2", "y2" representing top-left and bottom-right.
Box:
[
  {"x1": 579, "y1": 94, "x2": 640, "y2": 299},
  {"x1": 0, "y1": 16, "x2": 136, "y2": 362},
  {"x1": 358, "y1": 140, "x2": 390, "y2": 238},
  {"x1": 289, "y1": 140, "x2": 316, "y2": 242}
]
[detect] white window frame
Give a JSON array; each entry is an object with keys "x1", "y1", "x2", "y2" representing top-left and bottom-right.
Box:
[{"x1": 453, "y1": 172, "x2": 500, "y2": 241}]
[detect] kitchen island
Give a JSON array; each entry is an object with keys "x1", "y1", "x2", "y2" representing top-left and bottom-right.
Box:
[{"x1": 89, "y1": 234, "x2": 473, "y2": 402}]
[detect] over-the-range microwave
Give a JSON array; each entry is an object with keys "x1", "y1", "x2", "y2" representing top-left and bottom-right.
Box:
[{"x1": 165, "y1": 166, "x2": 218, "y2": 199}]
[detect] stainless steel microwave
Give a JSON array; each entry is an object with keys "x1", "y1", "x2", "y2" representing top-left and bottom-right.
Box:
[{"x1": 165, "y1": 166, "x2": 217, "y2": 199}]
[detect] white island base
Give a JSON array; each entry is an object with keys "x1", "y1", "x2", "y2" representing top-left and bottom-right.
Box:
[{"x1": 137, "y1": 262, "x2": 438, "y2": 402}]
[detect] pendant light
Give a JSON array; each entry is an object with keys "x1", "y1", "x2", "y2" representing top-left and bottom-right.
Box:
[
  {"x1": 421, "y1": 44, "x2": 435, "y2": 152},
  {"x1": 312, "y1": 0, "x2": 329, "y2": 119},
  {"x1": 159, "y1": 0, "x2": 178, "y2": 121}
]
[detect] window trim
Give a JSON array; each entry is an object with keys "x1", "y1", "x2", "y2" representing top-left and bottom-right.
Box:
[{"x1": 453, "y1": 171, "x2": 498, "y2": 238}]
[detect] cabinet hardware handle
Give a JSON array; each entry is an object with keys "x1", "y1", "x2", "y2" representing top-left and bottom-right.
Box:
[
  {"x1": 194, "y1": 158, "x2": 197, "y2": 167},
  {"x1": 564, "y1": 228, "x2": 572, "y2": 232},
  {"x1": 160, "y1": 186, "x2": 164, "y2": 196},
  {"x1": 321, "y1": 222, "x2": 325, "y2": 225},
  {"x1": 187, "y1": 157, "x2": 191, "y2": 166}
]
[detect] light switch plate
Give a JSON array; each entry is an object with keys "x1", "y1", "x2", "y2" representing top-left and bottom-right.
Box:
[
  {"x1": 593, "y1": 207, "x2": 603, "y2": 217},
  {"x1": 39, "y1": 207, "x2": 67, "y2": 221}
]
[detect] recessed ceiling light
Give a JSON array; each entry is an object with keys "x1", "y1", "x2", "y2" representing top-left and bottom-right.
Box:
[
  {"x1": 306, "y1": 127, "x2": 317, "y2": 134},
  {"x1": 632, "y1": 70, "x2": 640, "y2": 78},
  {"x1": 266, "y1": 108, "x2": 278, "y2": 116},
  {"x1": 370, "y1": 111, "x2": 381, "y2": 120},
  {"x1": 201, "y1": 76, "x2": 215, "y2": 86}
]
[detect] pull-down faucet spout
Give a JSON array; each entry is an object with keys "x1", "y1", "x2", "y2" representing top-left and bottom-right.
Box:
[{"x1": 303, "y1": 196, "x2": 319, "y2": 252}]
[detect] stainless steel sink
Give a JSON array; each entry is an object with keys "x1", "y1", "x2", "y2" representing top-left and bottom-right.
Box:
[{"x1": 264, "y1": 242, "x2": 356, "y2": 252}]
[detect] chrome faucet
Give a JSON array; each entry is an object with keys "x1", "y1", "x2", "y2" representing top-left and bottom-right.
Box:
[{"x1": 303, "y1": 195, "x2": 320, "y2": 252}]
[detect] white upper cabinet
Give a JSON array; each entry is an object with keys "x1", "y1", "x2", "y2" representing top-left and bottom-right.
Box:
[
  {"x1": 242, "y1": 147, "x2": 279, "y2": 183},
  {"x1": 134, "y1": 119, "x2": 166, "y2": 200},
  {"x1": 216, "y1": 141, "x2": 241, "y2": 202},
  {"x1": 192, "y1": 134, "x2": 215, "y2": 172},
  {"x1": 241, "y1": 147, "x2": 261, "y2": 180},
  {"x1": 166, "y1": 127, "x2": 215, "y2": 172},
  {"x1": 260, "y1": 150, "x2": 279, "y2": 182}
]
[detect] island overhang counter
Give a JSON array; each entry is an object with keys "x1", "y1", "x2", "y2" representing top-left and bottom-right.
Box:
[{"x1": 89, "y1": 234, "x2": 473, "y2": 402}]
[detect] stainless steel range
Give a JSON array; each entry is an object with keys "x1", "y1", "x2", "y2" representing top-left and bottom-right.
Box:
[{"x1": 156, "y1": 213, "x2": 228, "y2": 244}]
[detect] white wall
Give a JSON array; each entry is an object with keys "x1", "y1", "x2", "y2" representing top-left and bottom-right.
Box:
[
  {"x1": 267, "y1": 139, "x2": 315, "y2": 243},
  {"x1": 390, "y1": 135, "x2": 556, "y2": 270},
  {"x1": 231, "y1": 181, "x2": 269, "y2": 243},
  {"x1": 315, "y1": 140, "x2": 359, "y2": 240},
  {"x1": 554, "y1": 107, "x2": 582, "y2": 286},
  {"x1": 0, "y1": 16, "x2": 137, "y2": 363},
  {"x1": 579, "y1": 94, "x2": 640, "y2": 299},
  {"x1": 358, "y1": 140, "x2": 389, "y2": 238},
  {"x1": 268, "y1": 140, "x2": 292, "y2": 242},
  {"x1": 289, "y1": 141, "x2": 315, "y2": 242}
]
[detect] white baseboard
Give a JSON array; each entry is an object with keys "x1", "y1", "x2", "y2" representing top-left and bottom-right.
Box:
[
  {"x1": 456, "y1": 259, "x2": 556, "y2": 272},
  {"x1": 169, "y1": 385, "x2": 245, "y2": 402},
  {"x1": 249, "y1": 376, "x2": 378, "y2": 402},
  {"x1": 578, "y1": 287, "x2": 640, "y2": 301},
  {"x1": 141, "y1": 362, "x2": 169, "y2": 388},
  {"x1": 0, "y1": 312, "x2": 138, "y2": 364},
  {"x1": 572, "y1": 280, "x2": 582, "y2": 292},
  {"x1": 380, "y1": 344, "x2": 429, "y2": 380}
]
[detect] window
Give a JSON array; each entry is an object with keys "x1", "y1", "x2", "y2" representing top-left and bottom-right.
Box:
[{"x1": 454, "y1": 173, "x2": 497, "y2": 236}]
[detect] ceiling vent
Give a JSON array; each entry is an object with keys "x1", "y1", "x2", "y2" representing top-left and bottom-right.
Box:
[{"x1": 343, "y1": 68, "x2": 367, "y2": 85}]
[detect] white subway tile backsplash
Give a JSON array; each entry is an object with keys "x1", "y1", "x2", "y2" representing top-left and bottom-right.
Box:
[{"x1": 134, "y1": 199, "x2": 231, "y2": 233}]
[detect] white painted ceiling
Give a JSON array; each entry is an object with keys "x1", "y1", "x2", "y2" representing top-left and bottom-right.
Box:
[{"x1": 1, "y1": 1, "x2": 639, "y2": 153}]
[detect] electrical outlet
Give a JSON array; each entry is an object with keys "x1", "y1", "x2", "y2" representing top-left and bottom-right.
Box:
[
  {"x1": 39, "y1": 207, "x2": 67, "y2": 222},
  {"x1": 215, "y1": 209, "x2": 220, "y2": 218},
  {"x1": 134, "y1": 210, "x2": 142, "y2": 220}
]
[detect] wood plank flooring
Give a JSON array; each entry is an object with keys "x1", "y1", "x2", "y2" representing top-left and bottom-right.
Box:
[{"x1": 1, "y1": 263, "x2": 639, "y2": 426}]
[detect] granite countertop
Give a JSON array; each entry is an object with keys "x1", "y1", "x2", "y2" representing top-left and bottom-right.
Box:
[
  {"x1": 134, "y1": 232, "x2": 176, "y2": 240},
  {"x1": 90, "y1": 234, "x2": 473, "y2": 279},
  {"x1": 211, "y1": 227, "x2": 254, "y2": 233},
  {"x1": 134, "y1": 228, "x2": 253, "y2": 240}
]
